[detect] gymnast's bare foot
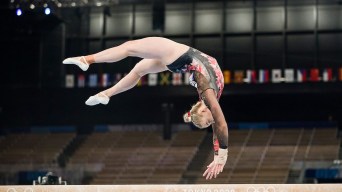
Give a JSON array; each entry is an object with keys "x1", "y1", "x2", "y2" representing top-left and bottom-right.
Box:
[{"x1": 85, "y1": 92, "x2": 110, "y2": 106}]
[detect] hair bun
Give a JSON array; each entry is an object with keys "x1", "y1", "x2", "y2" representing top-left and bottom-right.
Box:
[{"x1": 183, "y1": 112, "x2": 192, "y2": 123}]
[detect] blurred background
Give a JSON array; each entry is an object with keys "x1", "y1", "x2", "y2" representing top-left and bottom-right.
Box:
[{"x1": 0, "y1": 0, "x2": 341, "y2": 185}]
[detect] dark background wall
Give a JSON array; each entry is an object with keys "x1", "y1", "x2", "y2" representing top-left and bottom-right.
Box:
[{"x1": 1, "y1": 0, "x2": 342, "y2": 129}]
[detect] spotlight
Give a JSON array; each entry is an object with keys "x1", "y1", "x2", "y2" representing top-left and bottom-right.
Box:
[
  {"x1": 16, "y1": 8, "x2": 22, "y2": 16},
  {"x1": 45, "y1": 7, "x2": 51, "y2": 15},
  {"x1": 30, "y1": 4, "x2": 35, "y2": 9}
]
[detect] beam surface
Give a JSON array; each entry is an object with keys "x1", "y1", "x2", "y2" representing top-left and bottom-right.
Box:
[{"x1": 0, "y1": 184, "x2": 341, "y2": 192}]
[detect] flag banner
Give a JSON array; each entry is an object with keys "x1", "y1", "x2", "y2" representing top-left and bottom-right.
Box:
[
  {"x1": 160, "y1": 72, "x2": 171, "y2": 86},
  {"x1": 339, "y1": 68, "x2": 342, "y2": 81},
  {"x1": 272, "y1": 69, "x2": 282, "y2": 83},
  {"x1": 101, "y1": 73, "x2": 109, "y2": 87},
  {"x1": 322, "y1": 68, "x2": 333, "y2": 82},
  {"x1": 259, "y1": 70, "x2": 264, "y2": 83},
  {"x1": 244, "y1": 70, "x2": 252, "y2": 83},
  {"x1": 172, "y1": 73, "x2": 182, "y2": 85},
  {"x1": 114, "y1": 73, "x2": 122, "y2": 85},
  {"x1": 297, "y1": 69, "x2": 307, "y2": 82},
  {"x1": 259, "y1": 69, "x2": 269, "y2": 83},
  {"x1": 234, "y1": 70, "x2": 244, "y2": 83},
  {"x1": 78, "y1": 74, "x2": 85, "y2": 88},
  {"x1": 251, "y1": 70, "x2": 257, "y2": 83},
  {"x1": 89, "y1": 74, "x2": 98, "y2": 87},
  {"x1": 223, "y1": 70, "x2": 231, "y2": 84},
  {"x1": 137, "y1": 75, "x2": 147, "y2": 87},
  {"x1": 244, "y1": 70, "x2": 257, "y2": 83},
  {"x1": 148, "y1": 73, "x2": 158, "y2": 86},
  {"x1": 184, "y1": 72, "x2": 191, "y2": 85},
  {"x1": 310, "y1": 68, "x2": 320, "y2": 82},
  {"x1": 65, "y1": 74, "x2": 74, "y2": 88},
  {"x1": 285, "y1": 69, "x2": 295, "y2": 83}
]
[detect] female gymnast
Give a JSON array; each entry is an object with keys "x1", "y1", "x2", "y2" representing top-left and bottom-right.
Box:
[{"x1": 63, "y1": 37, "x2": 228, "y2": 180}]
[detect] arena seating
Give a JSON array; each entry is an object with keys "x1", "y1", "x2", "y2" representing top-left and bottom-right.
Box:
[
  {"x1": 0, "y1": 127, "x2": 339, "y2": 185},
  {"x1": 193, "y1": 127, "x2": 340, "y2": 184},
  {"x1": 72, "y1": 130, "x2": 207, "y2": 184},
  {"x1": 0, "y1": 133, "x2": 75, "y2": 166}
]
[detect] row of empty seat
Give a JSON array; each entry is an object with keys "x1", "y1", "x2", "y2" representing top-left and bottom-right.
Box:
[
  {"x1": 193, "y1": 127, "x2": 340, "y2": 184},
  {"x1": 0, "y1": 127, "x2": 339, "y2": 184},
  {"x1": 67, "y1": 130, "x2": 206, "y2": 184},
  {"x1": 0, "y1": 133, "x2": 75, "y2": 165}
]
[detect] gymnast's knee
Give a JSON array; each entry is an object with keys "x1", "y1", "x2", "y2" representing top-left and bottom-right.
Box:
[
  {"x1": 131, "y1": 69, "x2": 144, "y2": 79},
  {"x1": 122, "y1": 40, "x2": 138, "y2": 56}
]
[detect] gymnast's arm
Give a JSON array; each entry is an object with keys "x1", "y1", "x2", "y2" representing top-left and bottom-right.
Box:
[
  {"x1": 194, "y1": 72, "x2": 228, "y2": 149},
  {"x1": 201, "y1": 89, "x2": 228, "y2": 149},
  {"x1": 194, "y1": 72, "x2": 228, "y2": 179},
  {"x1": 201, "y1": 90, "x2": 229, "y2": 180}
]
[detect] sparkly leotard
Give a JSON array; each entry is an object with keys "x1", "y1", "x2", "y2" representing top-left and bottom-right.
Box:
[{"x1": 167, "y1": 48, "x2": 224, "y2": 99}]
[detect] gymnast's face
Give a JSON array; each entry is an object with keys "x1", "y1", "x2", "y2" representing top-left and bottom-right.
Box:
[
  {"x1": 188, "y1": 100, "x2": 215, "y2": 129},
  {"x1": 199, "y1": 106, "x2": 215, "y2": 127}
]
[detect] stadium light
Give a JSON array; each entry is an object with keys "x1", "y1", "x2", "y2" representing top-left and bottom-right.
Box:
[
  {"x1": 16, "y1": 8, "x2": 22, "y2": 16},
  {"x1": 45, "y1": 7, "x2": 51, "y2": 15}
]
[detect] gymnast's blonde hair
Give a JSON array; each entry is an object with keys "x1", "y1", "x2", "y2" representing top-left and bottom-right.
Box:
[{"x1": 183, "y1": 101, "x2": 210, "y2": 129}]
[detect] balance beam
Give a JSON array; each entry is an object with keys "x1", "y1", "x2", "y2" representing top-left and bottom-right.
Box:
[{"x1": 1, "y1": 184, "x2": 341, "y2": 192}]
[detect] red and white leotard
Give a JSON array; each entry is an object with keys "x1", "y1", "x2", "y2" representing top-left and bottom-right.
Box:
[{"x1": 166, "y1": 48, "x2": 224, "y2": 100}]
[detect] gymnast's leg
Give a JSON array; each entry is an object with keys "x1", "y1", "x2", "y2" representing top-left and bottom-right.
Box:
[
  {"x1": 62, "y1": 40, "x2": 137, "y2": 71},
  {"x1": 62, "y1": 37, "x2": 183, "y2": 71},
  {"x1": 85, "y1": 59, "x2": 167, "y2": 106}
]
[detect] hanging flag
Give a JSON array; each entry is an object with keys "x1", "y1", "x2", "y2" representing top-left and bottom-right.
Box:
[
  {"x1": 284, "y1": 69, "x2": 295, "y2": 83},
  {"x1": 243, "y1": 70, "x2": 257, "y2": 83},
  {"x1": 78, "y1": 74, "x2": 85, "y2": 88},
  {"x1": 272, "y1": 69, "x2": 282, "y2": 83},
  {"x1": 89, "y1": 74, "x2": 98, "y2": 87},
  {"x1": 101, "y1": 73, "x2": 109, "y2": 87},
  {"x1": 160, "y1": 72, "x2": 171, "y2": 85},
  {"x1": 223, "y1": 70, "x2": 231, "y2": 84},
  {"x1": 259, "y1": 70, "x2": 264, "y2": 83},
  {"x1": 234, "y1": 70, "x2": 244, "y2": 84},
  {"x1": 259, "y1": 69, "x2": 269, "y2": 83},
  {"x1": 114, "y1": 73, "x2": 122, "y2": 85},
  {"x1": 172, "y1": 73, "x2": 182, "y2": 85},
  {"x1": 251, "y1": 70, "x2": 257, "y2": 83},
  {"x1": 65, "y1": 74, "x2": 74, "y2": 88},
  {"x1": 310, "y1": 68, "x2": 320, "y2": 82},
  {"x1": 322, "y1": 68, "x2": 333, "y2": 82},
  {"x1": 244, "y1": 70, "x2": 252, "y2": 83},
  {"x1": 297, "y1": 69, "x2": 307, "y2": 82},
  {"x1": 184, "y1": 72, "x2": 191, "y2": 85},
  {"x1": 148, "y1": 73, "x2": 158, "y2": 86},
  {"x1": 339, "y1": 68, "x2": 342, "y2": 81}
]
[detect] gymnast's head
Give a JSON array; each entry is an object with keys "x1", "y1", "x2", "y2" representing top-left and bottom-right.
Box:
[{"x1": 183, "y1": 100, "x2": 214, "y2": 129}]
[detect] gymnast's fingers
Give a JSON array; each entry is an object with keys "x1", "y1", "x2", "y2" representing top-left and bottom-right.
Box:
[
  {"x1": 205, "y1": 166, "x2": 214, "y2": 180},
  {"x1": 209, "y1": 164, "x2": 218, "y2": 180},
  {"x1": 206, "y1": 170, "x2": 213, "y2": 180},
  {"x1": 215, "y1": 164, "x2": 221, "y2": 177},
  {"x1": 220, "y1": 164, "x2": 224, "y2": 172},
  {"x1": 203, "y1": 166, "x2": 212, "y2": 177}
]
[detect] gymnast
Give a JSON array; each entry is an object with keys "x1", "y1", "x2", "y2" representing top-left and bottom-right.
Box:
[{"x1": 63, "y1": 37, "x2": 228, "y2": 180}]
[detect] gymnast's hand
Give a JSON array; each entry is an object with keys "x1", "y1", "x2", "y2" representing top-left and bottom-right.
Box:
[{"x1": 203, "y1": 148, "x2": 228, "y2": 180}]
